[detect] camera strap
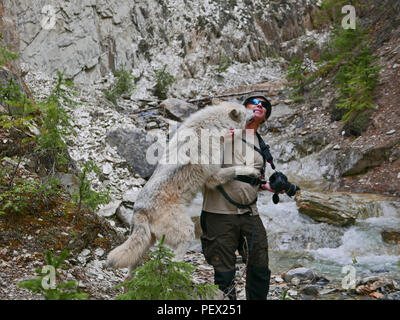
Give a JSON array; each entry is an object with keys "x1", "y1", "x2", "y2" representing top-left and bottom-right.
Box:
[
  {"x1": 216, "y1": 185, "x2": 257, "y2": 214},
  {"x1": 239, "y1": 131, "x2": 275, "y2": 175},
  {"x1": 215, "y1": 134, "x2": 266, "y2": 214}
]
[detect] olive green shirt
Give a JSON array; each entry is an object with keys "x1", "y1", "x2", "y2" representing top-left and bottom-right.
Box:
[{"x1": 202, "y1": 131, "x2": 265, "y2": 215}]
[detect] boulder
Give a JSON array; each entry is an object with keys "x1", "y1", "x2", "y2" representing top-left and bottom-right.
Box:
[
  {"x1": 106, "y1": 128, "x2": 158, "y2": 179},
  {"x1": 270, "y1": 132, "x2": 327, "y2": 162},
  {"x1": 381, "y1": 230, "x2": 400, "y2": 245},
  {"x1": 301, "y1": 285, "x2": 320, "y2": 296},
  {"x1": 296, "y1": 190, "x2": 400, "y2": 226},
  {"x1": 283, "y1": 267, "x2": 318, "y2": 284},
  {"x1": 97, "y1": 200, "x2": 122, "y2": 217},
  {"x1": 338, "y1": 145, "x2": 393, "y2": 176},
  {"x1": 160, "y1": 98, "x2": 198, "y2": 122}
]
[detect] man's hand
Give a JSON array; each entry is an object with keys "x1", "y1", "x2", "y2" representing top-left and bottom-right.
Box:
[{"x1": 260, "y1": 181, "x2": 285, "y2": 194}]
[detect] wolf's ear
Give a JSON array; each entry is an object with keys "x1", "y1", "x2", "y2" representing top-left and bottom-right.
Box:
[{"x1": 229, "y1": 108, "x2": 241, "y2": 122}]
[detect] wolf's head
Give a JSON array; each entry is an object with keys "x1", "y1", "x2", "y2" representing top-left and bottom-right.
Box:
[
  {"x1": 184, "y1": 101, "x2": 253, "y2": 132},
  {"x1": 218, "y1": 101, "x2": 255, "y2": 129}
]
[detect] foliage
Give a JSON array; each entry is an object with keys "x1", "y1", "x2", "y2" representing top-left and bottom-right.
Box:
[
  {"x1": 285, "y1": 57, "x2": 308, "y2": 99},
  {"x1": 116, "y1": 235, "x2": 219, "y2": 300},
  {"x1": 285, "y1": 0, "x2": 380, "y2": 136},
  {"x1": 0, "y1": 44, "x2": 75, "y2": 215},
  {"x1": 279, "y1": 289, "x2": 292, "y2": 300},
  {"x1": 72, "y1": 160, "x2": 111, "y2": 213},
  {"x1": 104, "y1": 68, "x2": 135, "y2": 105},
  {"x1": 152, "y1": 65, "x2": 175, "y2": 100},
  {"x1": 35, "y1": 71, "x2": 76, "y2": 171},
  {"x1": 18, "y1": 250, "x2": 89, "y2": 300},
  {"x1": 0, "y1": 33, "x2": 18, "y2": 66},
  {"x1": 316, "y1": 0, "x2": 372, "y2": 26},
  {"x1": 320, "y1": 25, "x2": 380, "y2": 132},
  {"x1": 0, "y1": 165, "x2": 62, "y2": 215},
  {"x1": 216, "y1": 54, "x2": 232, "y2": 73}
]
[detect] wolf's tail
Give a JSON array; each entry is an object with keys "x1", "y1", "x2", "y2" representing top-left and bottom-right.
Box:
[{"x1": 106, "y1": 211, "x2": 152, "y2": 269}]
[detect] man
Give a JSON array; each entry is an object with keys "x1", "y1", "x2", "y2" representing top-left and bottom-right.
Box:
[{"x1": 200, "y1": 92, "x2": 279, "y2": 300}]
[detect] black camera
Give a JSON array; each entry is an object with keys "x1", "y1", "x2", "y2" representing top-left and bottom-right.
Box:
[{"x1": 269, "y1": 171, "x2": 300, "y2": 204}]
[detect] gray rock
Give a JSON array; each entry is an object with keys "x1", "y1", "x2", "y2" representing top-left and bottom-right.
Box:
[
  {"x1": 284, "y1": 267, "x2": 317, "y2": 283},
  {"x1": 296, "y1": 190, "x2": 400, "y2": 226},
  {"x1": 337, "y1": 144, "x2": 395, "y2": 177},
  {"x1": 160, "y1": 98, "x2": 198, "y2": 122},
  {"x1": 386, "y1": 130, "x2": 396, "y2": 135},
  {"x1": 301, "y1": 285, "x2": 319, "y2": 296},
  {"x1": 5, "y1": 0, "x2": 322, "y2": 90},
  {"x1": 106, "y1": 128, "x2": 158, "y2": 179},
  {"x1": 94, "y1": 248, "x2": 105, "y2": 257},
  {"x1": 97, "y1": 200, "x2": 122, "y2": 217},
  {"x1": 271, "y1": 132, "x2": 328, "y2": 162}
]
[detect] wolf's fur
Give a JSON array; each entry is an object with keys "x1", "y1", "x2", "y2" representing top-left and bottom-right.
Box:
[{"x1": 106, "y1": 101, "x2": 259, "y2": 271}]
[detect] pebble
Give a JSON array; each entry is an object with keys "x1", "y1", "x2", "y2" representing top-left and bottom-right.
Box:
[
  {"x1": 302, "y1": 285, "x2": 319, "y2": 296},
  {"x1": 81, "y1": 249, "x2": 91, "y2": 257},
  {"x1": 94, "y1": 248, "x2": 105, "y2": 257},
  {"x1": 102, "y1": 163, "x2": 113, "y2": 175},
  {"x1": 386, "y1": 129, "x2": 396, "y2": 135},
  {"x1": 287, "y1": 289, "x2": 298, "y2": 296}
]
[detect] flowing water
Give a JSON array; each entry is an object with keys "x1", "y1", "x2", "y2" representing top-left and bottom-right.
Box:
[
  {"x1": 259, "y1": 193, "x2": 400, "y2": 282},
  {"x1": 188, "y1": 192, "x2": 400, "y2": 283}
]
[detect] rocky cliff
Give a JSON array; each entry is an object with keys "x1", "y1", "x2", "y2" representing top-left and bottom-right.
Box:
[{"x1": 3, "y1": 0, "x2": 320, "y2": 98}]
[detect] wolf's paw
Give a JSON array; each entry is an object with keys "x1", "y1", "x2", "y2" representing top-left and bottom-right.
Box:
[
  {"x1": 235, "y1": 166, "x2": 260, "y2": 178},
  {"x1": 105, "y1": 258, "x2": 115, "y2": 269}
]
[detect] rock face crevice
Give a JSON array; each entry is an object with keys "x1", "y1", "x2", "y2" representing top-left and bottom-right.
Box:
[{"x1": 3, "y1": 0, "x2": 320, "y2": 89}]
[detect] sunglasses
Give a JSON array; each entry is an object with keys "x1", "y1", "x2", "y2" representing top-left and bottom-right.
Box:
[{"x1": 248, "y1": 98, "x2": 270, "y2": 109}]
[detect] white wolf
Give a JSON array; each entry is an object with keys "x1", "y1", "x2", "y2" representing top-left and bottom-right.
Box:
[{"x1": 106, "y1": 101, "x2": 259, "y2": 271}]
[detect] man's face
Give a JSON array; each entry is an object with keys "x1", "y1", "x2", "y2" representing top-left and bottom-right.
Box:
[{"x1": 245, "y1": 97, "x2": 268, "y2": 123}]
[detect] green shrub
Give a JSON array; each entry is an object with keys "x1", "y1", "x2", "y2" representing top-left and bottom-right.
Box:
[
  {"x1": 18, "y1": 250, "x2": 89, "y2": 300},
  {"x1": 320, "y1": 26, "x2": 380, "y2": 130},
  {"x1": 285, "y1": 57, "x2": 308, "y2": 99},
  {"x1": 216, "y1": 54, "x2": 232, "y2": 73},
  {"x1": 72, "y1": 160, "x2": 111, "y2": 213},
  {"x1": 104, "y1": 68, "x2": 135, "y2": 105},
  {"x1": 116, "y1": 235, "x2": 219, "y2": 300},
  {"x1": 0, "y1": 169, "x2": 62, "y2": 215},
  {"x1": 36, "y1": 71, "x2": 76, "y2": 170},
  {"x1": 286, "y1": 1, "x2": 380, "y2": 136},
  {"x1": 152, "y1": 65, "x2": 175, "y2": 100},
  {"x1": 0, "y1": 34, "x2": 18, "y2": 66}
]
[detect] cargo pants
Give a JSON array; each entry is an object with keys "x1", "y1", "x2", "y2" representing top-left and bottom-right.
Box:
[{"x1": 200, "y1": 210, "x2": 271, "y2": 300}]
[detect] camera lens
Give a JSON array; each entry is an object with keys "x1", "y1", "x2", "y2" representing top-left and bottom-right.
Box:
[{"x1": 285, "y1": 183, "x2": 300, "y2": 197}]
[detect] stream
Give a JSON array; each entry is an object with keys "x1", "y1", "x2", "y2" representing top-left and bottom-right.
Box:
[{"x1": 188, "y1": 192, "x2": 400, "y2": 285}]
